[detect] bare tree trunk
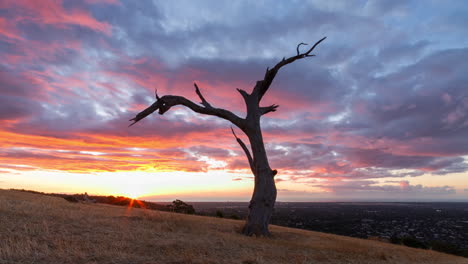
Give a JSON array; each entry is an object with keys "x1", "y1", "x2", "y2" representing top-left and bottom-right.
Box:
[
  {"x1": 242, "y1": 143, "x2": 277, "y2": 236},
  {"x1": 243, "y1": 174, "x2": 277, "y2": 236},
  {"x1": 241, "y1": 96, "x2": 278, "y2": 236}
]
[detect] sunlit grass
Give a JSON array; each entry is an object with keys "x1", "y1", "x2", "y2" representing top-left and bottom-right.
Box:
[{"x1": 1, "y1": 189, "x2": 466, "y2": 264}]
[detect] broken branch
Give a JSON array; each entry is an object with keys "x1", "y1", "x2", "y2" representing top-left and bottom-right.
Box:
[
  {"x1": 155, "y1": 88, "x2": 160, "y2": 100},
  {"x1": 129, "y1": 93, "x2": 245, "y2": 129},
  {"x1": 231, "y1": 126, "x2": 254, "y2": 173},
  {"x1": 260, "y1": 104, "x2": 279, "y2": 115},
  {"x1": 254, "y1": 37, "x2": 327, "y2": 102},
  {"x1": 194, "y1": 83, "x2": 212, "y2": 108}
]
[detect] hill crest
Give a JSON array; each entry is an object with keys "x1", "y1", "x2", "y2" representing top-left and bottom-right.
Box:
[{"x1": 1, "y1": 189, "x2": 467, "y2": 264}]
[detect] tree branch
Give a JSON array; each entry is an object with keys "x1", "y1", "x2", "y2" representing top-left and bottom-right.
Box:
[
  {"x1": 129, "y1": 100, "x2": 161, "y2": 127},
  {"x1": 129, "y1": 94, "x2": 245, "y2": 128},
  {"x1": 231, "y1": 127, "x2": 254, "y2": 173},
  {"x1": 194, "y1": 83, "x2": 212, "y2": 108},
  {"x1": 303, "y1": 37, "x2": 327, "y2": 56},
  {"x1": 296, "y1": 42, "x2": 307, "y2": 55},
  {"x1": 260, "y1": 104, "x2": 279, "y2": 115},
  {"x1": 155, "y1": 88, "x2": 160, "y2": 100},
  {"x1": 254, "y1": 37, "x2": 326, "y2": 102},
  {"x1": 236, "y1": 88, "x2": 250, "y2": 101}
]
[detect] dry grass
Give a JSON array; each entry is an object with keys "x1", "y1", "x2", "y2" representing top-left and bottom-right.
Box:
[{"x1": 1, "y1": 189, "x2": 467, "y2": 264}]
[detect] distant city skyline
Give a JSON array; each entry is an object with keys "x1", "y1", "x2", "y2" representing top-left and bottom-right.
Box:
[{"x1": 0, "y1": 0, "x2": 467, "y2": 201}]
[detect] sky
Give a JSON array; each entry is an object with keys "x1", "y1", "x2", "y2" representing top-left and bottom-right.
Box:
[{"x1": 0, "y1": 0, "x2": 467, "y2": 202}]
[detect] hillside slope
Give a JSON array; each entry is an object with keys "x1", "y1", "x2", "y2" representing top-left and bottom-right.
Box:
[{"x1": 1, "y1": 189, "x2": 466, "y2": 264}]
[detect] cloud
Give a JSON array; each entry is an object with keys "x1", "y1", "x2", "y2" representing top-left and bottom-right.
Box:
[
  {"x1": 0, "y1": 17, "x2": 23, "y2": 41},
  {"x1": 364, "y1": 0, "x2": 409, "y2": 16},
  {"x1": 313, "y1": 180, "x2": 456, "y2": 195},
  {"x1": 0, "y1": 96, "x2": 41, "y2": 123},
  {"x1": 2, "y1": 0, "x2": 112, "y2": 34},
  {"x1": 0, "y1": 145, "x2": 215, "y2": 173},
  {"x1": 277, "y1": 189, "x2": 319, "y2": 196},
  {"x1": 85, "y1": 0, "x2": 119, "y2": 5},
  {"x1": 0, "y1": 0, "x2": 467, "y2": 200}
]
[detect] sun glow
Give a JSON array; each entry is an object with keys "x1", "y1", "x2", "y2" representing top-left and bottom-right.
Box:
[
  {"x1": 0, "y1": 169, "x2": 255, "y2": 201},
  {"x1": 120, "y1": 187, "x2": 146, "y2": 199},
  {"x1": 111, "y1": 180, "x2": 153, "y2": 200}
]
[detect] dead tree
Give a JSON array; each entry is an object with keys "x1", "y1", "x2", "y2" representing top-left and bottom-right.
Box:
[{"x1": 129, "y1": 37, "x2": 326, "y2": 236}]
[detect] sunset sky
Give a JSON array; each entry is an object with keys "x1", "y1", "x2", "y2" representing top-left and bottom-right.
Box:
[{"x1": 1, "y1": 0, "x2": 467, "y2": 201}]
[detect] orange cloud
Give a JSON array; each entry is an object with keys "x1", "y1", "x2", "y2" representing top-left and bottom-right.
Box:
[{"x1": 0, "y1": 125, "x2": 249, "y2": 174}]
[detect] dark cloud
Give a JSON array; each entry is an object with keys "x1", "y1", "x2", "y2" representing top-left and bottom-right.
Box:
[
  {"x1": 263, "y1": 141, "x2": 467, "y2": 180},
  {"x1": 364, "y1": 0, "x2": 409, "y2": 15},
  {"x1": 340, "y1": 48, "x2": 468, "y2": 158},
  {"x1": 313, "y1": 180, "x2": 456, "y2": 195},
  {"x1": 0, "y1": 95, "x2": 40, "y2": 120},
  {"x1": 0, "y1": 66, "x2": 44, "y2": 98},
  {"x1": 337, "y1": 148, "x2": 461, "y2": 172},
  {"x1": 187, "y1": 146, "x2": 231, "y2": 159}
]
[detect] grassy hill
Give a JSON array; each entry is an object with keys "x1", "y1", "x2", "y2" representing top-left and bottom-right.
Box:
[{"x1": 1, "y1": 189, "x2": 467, "y2": 264}]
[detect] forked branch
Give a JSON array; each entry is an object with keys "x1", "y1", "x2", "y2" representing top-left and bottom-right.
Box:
[
  {"x1": 296, "y1": 42, "x2": 307, "y2": 55},
  {"x1": 129, "y1": 83, "x2": 244, "y2": 128},
  {"x1": 236, "y1": 88, "x2": 250, "y2": 101},
  {"x1": 260, "y1": 104, "x2": 279, "y2": 115},
  {"x1": 129, "y1": 100, "x2": 161, "y2": 126},
  {"x1": 255, "y1": 37, "x2": 326, "y2": 102},
  {"x1": 194, "y1": 83, "x2": 212, "y2": 108}
]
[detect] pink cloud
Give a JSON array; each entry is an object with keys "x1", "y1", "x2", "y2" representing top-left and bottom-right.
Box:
[
  {"x1": 85, "y1": 0, "x2": 119, "y2": 5},
  {"x1": 2, "y1": 0, "x2": 112, "y2": 35},
  {"x1": 442, "y1": 93, "x2": 452, "y2": 104},
  {"x1": 0, "y1": 17, "x2": 23, "y2": 41},
  {"x1": 399, "y1": 180, "x2": 410, "y2": 191}
]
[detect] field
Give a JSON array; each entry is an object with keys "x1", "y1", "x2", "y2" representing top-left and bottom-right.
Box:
[{"x1": 1, "y1": 189, "x2": 467, "y2": 264}]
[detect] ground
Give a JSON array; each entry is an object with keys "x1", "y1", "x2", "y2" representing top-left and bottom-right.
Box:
[{"x1": 1, "y1": 189, "x2": 467, "y2": 264}]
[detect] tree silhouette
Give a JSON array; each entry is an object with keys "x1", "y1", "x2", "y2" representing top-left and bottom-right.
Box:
[{"x1": 129, "y1": 37, "x2": 326, "y2": 236}]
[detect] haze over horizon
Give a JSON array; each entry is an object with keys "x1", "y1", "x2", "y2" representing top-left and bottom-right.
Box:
[{"x1": 1, "y1": 0, "x2": 467, "y2": 202}]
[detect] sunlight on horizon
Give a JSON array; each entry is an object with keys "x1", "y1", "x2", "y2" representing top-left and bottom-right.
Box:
[
  {"x1": 0, "y1": 169, "x2": 256, "y2": 201},
  {"x1": 1, "y1": 168, "x2": 467, "y2": 202}
]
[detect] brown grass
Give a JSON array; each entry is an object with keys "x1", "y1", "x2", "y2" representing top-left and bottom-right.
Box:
[{"x1": 1, "y1": 189, "x2": 467, "y2": 264}]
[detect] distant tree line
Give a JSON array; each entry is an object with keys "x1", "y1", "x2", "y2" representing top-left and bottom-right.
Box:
[
  {"x1": 11, "y1": 189, "x2": 195, "y2": 214},
  {"x1": 165, "y1": 199, "x2": 195, "y2": 214},
  {"x1": 12, "y1": 189, "x2": 246, "y2": 220}
]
